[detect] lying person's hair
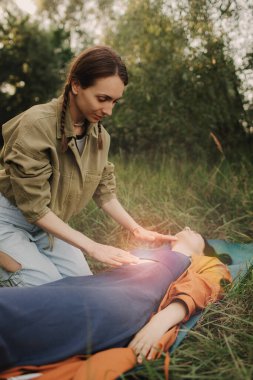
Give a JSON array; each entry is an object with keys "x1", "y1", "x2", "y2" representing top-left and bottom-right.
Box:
[{"x1": 203, "y1": 238, "x2": 232, "y2": 265}]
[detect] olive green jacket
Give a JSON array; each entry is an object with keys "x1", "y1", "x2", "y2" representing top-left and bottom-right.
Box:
[{"x1": 0, "y1": 97, "x2": 116, "y2": 223}]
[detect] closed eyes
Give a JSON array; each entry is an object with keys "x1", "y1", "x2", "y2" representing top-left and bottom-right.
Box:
[{"x1": 97, "y1": 95, "x2": 122, "y2": 104}]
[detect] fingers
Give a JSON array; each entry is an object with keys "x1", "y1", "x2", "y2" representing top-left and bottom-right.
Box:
[
  {"x1": 102, "y1": 248, "x2": 140, "y2": 266},
  {"x1": 103, "y1": 259, "x2": 123, "y2": 267},
  {"x1": 137, "y1": 344, "x2": 151, "y2": 363},
  {"x1": 113, "y1": 250, "x2": 140, "y2": 264},
  {"x1": 156, "y1": 233, "x2": 178, "y2": 242},
  {"x1": 90, "y1": 244, "x2": 140, "y2": 266},
  {"x1": 133, "y1": 344, "x2": 159, "y2": 363},
  {"x1": 103, "y1": 255, "x2": 138, "y2": 267},
  {"x1": 147, "y1": 346, "x2": 158, "y2": 360},
  {"x1": 129, "y1": 339, "x2": 153, "y2": 364},
  {"x1": 133, "y1": 228, "x2": 177, "y2": 243}
]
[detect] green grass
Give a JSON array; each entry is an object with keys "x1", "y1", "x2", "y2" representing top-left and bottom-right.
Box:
[
  {"x1": 70, "y1": 155, "x2": 253, "y2": 273},
  {"x1": 1, "y1": 154, "x2": 253, "y2": 378},
  {"x1": 119, "y1": 266, "x2": 253, "y2": 380},
  {"x1": 169, "y1": 264, "x2": 253, "y2": 380},
  {"x1": 0, "y1": 272, "x2": 21, "y2": 287},
  {"x1": 71, "y1": 154, "x2": 253, "y2": 379}
]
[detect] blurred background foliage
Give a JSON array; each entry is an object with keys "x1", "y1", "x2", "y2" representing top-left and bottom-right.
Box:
[
  {"x1": 0, "y1": 0, "x2": 252, "y2": 161},
  {"x1": 0, "y1": 6, "x2": 73, "y2": 122},
  {"x1": 1, "y1": 4, "x2": 252, "y2": 376}
]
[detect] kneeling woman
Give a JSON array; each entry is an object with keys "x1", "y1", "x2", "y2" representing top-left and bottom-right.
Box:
[{"x1": 0, "y1": 228, "x2": 232, "y2": 371}]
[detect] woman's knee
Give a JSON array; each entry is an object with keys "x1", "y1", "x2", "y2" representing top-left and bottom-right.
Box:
[{"x1": 0, "y1": 251, "x2": 22, "y2": 272}]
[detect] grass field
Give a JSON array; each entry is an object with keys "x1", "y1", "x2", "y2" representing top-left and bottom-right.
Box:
[
  {"x1": 1, "y1": 154, "x2": 252, "y2": 378},
  {"x1": 71, "y1": 154, "x2": 253, "y2": 258},
  {"x1": 70, "y1": 154, "x2": 253, "y2": 379}
]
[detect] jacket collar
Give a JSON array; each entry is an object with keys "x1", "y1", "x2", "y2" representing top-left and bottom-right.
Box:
[{"x1": 56, "y1": 95, "x2": 98, "y2": 139}]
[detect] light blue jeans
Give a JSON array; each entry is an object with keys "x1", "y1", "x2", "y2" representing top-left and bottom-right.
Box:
[{"x1": 0, "y1": 194, "x2": 92, "y2": 286}]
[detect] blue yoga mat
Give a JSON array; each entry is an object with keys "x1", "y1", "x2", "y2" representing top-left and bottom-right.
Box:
[{"x1": 170, "y1": 240, "x2": 253, "y2": 353}]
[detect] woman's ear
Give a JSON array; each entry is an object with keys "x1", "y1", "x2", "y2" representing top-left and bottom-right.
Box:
[{"x1": 71, "y1": 80, "x2": 80, "y2": 95}]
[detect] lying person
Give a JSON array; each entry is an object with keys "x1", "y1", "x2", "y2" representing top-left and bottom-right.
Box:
[{"x1": 0, "y1": 228, "x2": 232, "y2": 377}]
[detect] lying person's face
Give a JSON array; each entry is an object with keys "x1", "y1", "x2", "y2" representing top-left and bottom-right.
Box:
[{"x1": 175, "y1": 227, "x2": 205, "y2": 255}]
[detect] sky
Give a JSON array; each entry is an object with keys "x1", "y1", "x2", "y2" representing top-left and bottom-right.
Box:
[{"x1": 15, "y1": 0, "x2": 36, "y2": 14}]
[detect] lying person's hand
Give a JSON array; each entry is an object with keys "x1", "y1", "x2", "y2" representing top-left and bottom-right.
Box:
[
  {"x1": 128, "y1": 314, "x2": 168, "y2": 363},
  {"x1": 132, "y1": 226, "x2": 177, "y2": 244},
  {"x1": 88, "y1": 242, "x2": 140, "y2": 267},
  {"x1": 128, "y1": 301, "x2": 187, "y2": 363}
]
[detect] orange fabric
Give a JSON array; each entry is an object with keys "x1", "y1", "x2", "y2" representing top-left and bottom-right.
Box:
[
  {"x1": 0, "y1": 349, "x2": 136, "y2": 380},
  {"x1": 0, "y1": 356, "x2": 84, "y2": 380},
  {"x1": 0, "y1": 255, "x2": 231, "y2": 380},
  {"x1": 158, "y1": 256, "x2": 232, "y2": 323},
  {"x1": 164, "y1": 352, "x2": 170, "y2": 380}
]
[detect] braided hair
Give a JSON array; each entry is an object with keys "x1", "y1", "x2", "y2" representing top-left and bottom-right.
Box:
[
  {"x1": 60, "y1": 46, "x2": 128, "y2": 152},
  {"x1": 60, "y1": 83, "x2": 71, "y2": 152}
]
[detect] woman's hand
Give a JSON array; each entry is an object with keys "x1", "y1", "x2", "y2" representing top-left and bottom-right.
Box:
[
  {"x1": 88, "y1": 242, "x2": 140, "y2": 267},
  {"x1": 101, "y1": 199, "x2": 177, "y2": 245},
  {"x1": 35, "y1": 211, "x2": 140, "y2": 267},
  {"x1": 128, "y1": 314, "x2": 168, "y2": 363},
  {"x1": 132, "y1": 226, "x2": 177, "y2": 244}
]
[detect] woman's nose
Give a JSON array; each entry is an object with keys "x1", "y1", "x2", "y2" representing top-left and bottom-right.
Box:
[{"x1": 102, "y1": 103, "x2": 113, "y2": 116}]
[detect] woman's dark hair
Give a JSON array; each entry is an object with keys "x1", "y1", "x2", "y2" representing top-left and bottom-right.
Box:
[
  {"x1": 203, "y1": 238, "x2": 232, "y2": 265},
  {"x1": 61, "y1": 45, "x2": 128, "y2": 152}
]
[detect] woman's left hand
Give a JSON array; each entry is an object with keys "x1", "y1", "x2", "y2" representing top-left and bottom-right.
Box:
[
  {"x1": 128, "y1": 315, "x2": 167, "y2": 363},
  {"x1": 132, "y1": 226, "x2": 177, "y2": 244}
]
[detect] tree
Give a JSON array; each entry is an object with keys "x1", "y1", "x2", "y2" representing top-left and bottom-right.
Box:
[
  {"x1": 103, "y1": 0, "x2": 249, "y2": 159},
  {"x1": 0, "y1": 9, "x2": 73, "y2": 124}
]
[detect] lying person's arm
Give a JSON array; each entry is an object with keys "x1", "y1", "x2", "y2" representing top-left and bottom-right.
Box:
[
  {"x1": 128, "y1": 256, "x2": 232, "y2": 362},
  {"x1": 129, "y1": 301, "x2": 187, "y2": 363}
]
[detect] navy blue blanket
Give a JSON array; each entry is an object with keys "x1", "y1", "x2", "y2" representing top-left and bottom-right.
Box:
[{"x1": 0, "y1": 246, "x2": 190, "y2": 371}]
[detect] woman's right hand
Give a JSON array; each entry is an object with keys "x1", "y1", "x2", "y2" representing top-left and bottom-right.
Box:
[
  {"x1": 87, "y1": 243, "x2": 140, "y2": 267},
  {"x1": 35, "y1": 211, "x2": 139, "y2": 267}
]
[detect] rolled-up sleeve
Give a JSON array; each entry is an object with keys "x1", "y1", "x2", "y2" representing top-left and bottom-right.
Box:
[
  {"x1": 5, "y1": 142, "x2": 52, "y2": 223},
  {"x1": 162, "y1": 259, "x2": 232, "y2": 323},
  {"x1": 93, "y1": 161, "x2": 117, "y2": 207},
  {"x1": 151, "y1": 259, "x2": 232, "y2": 357}
]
